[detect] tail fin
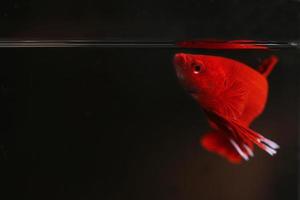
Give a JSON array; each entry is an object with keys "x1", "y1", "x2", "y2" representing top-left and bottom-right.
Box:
[
  {"x1": 201, "y1": 131, "x2": 253, "y2": 164},
  {"x1": 205, "y1": 110, "x2": 279, "y2": 161},
  {"x1": 258, "y1": 55, "x2": 278, "y2": 77},
  {"x1": 228, "y1": 120, "x2": 279, "y2": 156}
]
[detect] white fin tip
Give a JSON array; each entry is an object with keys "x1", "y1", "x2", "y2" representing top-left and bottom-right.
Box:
[
  {"x1": 243, "y1": 144, "x2": 254, "y2": 157},
  {"x1": 230, "y1": 139, "x2": 249, "y2": 161},
  {"x1": 264, "y1": 145, "x2": 277, "y2": 156},
  {"x1": 261, "y1": 138, "x2": 280, "y2": 149}
]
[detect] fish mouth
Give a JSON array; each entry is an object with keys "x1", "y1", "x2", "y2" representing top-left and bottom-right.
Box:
[
  {"x1": 175, "y1": 69, "x2": 185, "y2": 81},
  {"x1": 173, "y1": 54, "x2": 186, "y2": 81}
]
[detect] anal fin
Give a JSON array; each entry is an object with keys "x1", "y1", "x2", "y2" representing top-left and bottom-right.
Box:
[{"x1": 201, "y1": 131, "x2": 247, "y2": 164}]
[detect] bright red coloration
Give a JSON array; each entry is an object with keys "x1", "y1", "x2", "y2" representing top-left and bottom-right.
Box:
[
  {"x1": 173, "y1": 53, "x2": 279, "y2": 163},
  {"x1": 176, "y1": 40, "x2": 268, "y2": 50}
]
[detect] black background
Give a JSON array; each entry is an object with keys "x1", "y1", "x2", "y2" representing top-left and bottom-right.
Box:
[
  {"x1": 0, "y1": 1, "x2": 299, "y2": 200},
  {"x1": 0, "y1": 0, "x2": 299, "y2": 40}
]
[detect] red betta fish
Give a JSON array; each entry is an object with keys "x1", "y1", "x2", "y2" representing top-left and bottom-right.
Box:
[{"x1": 173, "y1": 53, "x2": 279, "y2": 163}]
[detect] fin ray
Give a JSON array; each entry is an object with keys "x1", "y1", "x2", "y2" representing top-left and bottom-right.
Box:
[{"x1": 205, "y1": 110, "x2": 279, "y2": 157}]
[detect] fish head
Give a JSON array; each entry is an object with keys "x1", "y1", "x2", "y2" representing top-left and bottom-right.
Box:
[{"x1": 173, "y1": 53, "x2": 227, "y2": 97}]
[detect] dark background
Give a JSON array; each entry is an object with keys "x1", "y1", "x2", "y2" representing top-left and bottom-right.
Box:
[
  {"x1": 0, "y1": 1, "x2": 299, "y2": 200},
  {"x1": 0, "y1": 0, "x2": 299, "y2": 40}
]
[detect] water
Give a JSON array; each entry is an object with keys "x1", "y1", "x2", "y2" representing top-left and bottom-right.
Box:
[
  {"x1": 3, "y1": 41, "x2": 298, "y2": 200},
  {"x1": 0, "y1": 40, "x2": 298, "y2": 48}
]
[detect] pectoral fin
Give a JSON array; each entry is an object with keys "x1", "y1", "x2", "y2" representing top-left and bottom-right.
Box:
[{"x1": 213, "y1": 80, "x2": 248, "y2": 120}]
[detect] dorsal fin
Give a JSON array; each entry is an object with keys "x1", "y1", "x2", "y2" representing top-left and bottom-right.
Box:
[{"x1": 258, "y1": 55, "x2": 278, "y2": 77}]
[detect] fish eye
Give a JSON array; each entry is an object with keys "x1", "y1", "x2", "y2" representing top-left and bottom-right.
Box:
[
  {"x1": 194, "y1": 65, "x2": 201, "y2": 72},
  {"x1": 193, "y1": 64, "x2": 204, "y2": 74}
]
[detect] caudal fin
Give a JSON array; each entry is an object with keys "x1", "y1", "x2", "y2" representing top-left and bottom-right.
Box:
[
  {"x1": 201, "y1": 131, "x2": 254, "y2": 164},
  {"x1": 258, "y1": 55, "x2": 278, "y2": 77},
  {"x1": 229, "y1": 120, "x2": 280, "y2": 156},
  {"x1": 205, "y1": 110, "x2": 279, "y2": 161}
]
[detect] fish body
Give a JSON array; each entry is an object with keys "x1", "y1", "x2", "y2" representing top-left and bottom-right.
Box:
[{"x1": 173, "y1": 53, "x2": 279, "y2": 163}]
